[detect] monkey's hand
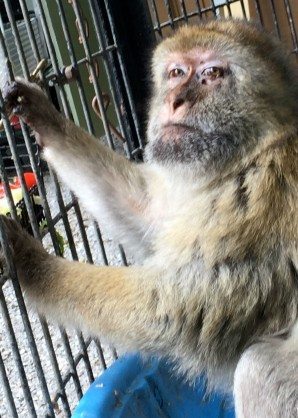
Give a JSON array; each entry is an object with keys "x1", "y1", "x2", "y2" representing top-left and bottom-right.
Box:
[
  {"x1": 3, "y1": 78, "x2": 64, "y2": 144},
  {"x1": 0, "y1": 215, "x2": 47, "y2": 279}
]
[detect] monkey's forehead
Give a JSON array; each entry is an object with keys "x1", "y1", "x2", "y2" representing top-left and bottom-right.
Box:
[{"x1": 153, "y1": 20, "x2": 282, "y2": 64}]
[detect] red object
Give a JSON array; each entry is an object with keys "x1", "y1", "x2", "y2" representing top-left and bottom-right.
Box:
[
  {"x1": 10, "y1": 115, "x2": 21, "y2": 130},
  {"x1": 0, "y1": 172, "x2": 37, "y2": 199}
]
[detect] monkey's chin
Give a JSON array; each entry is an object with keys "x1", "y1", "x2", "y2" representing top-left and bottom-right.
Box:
[
  {"x1": 145, "y1": 135, "x2": 200, "y2": 166},
  {"x1": 145, "y1": 129, "x2": 238, "y2": 170}
]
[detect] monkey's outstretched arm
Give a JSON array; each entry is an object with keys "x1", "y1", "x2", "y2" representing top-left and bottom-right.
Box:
[
  {"x1": 3, "y1": 79, "x2": 151, "y2": 253},
  {"x1": 1, "y1": 216, "x2": 175, "y2": 352}
]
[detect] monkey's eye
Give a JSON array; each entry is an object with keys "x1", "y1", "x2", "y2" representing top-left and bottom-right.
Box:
[
  {"x1": 168, "y1": 68, "x2": 185, "y2": 79},
  {"x1": 201, "y1": 67, "x2": 224, "y2": 79}
]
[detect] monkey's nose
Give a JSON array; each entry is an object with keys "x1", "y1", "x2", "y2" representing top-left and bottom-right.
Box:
[{"x1": 172, "y1": 97, "x2": 185, "y2": 112}]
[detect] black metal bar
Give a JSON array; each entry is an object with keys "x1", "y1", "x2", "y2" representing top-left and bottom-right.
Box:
[
  {"x1": 269, "y1": 0, "x2": 281, "y2": 38},
  {"x1": 94, "y1": 339, "x2": 108, "y2": 370},
  {"x1": 163, "y1": 0, "x2": 175, "y2": 28},
  {"x1": 76, "y1": 332, "x2": 95, "y2": 385},
  {"x1": 0, "y1": 150, "x2": 18, "y2": 219},
  {"x1": 111, "y1": 347, "x2": 118, "y2": 360},
  {"x1": 49, "y1": 174, "x2": 78, "y2": 261},
  {"x1": 39, "y1": 320, "x2": 72, "y2": 416},
  {"x1": 55, "y1": 0, "x2": 95, "y2": 135},
  {"x1": 194, "y1": 0, "x2": 203, "y2": 19},
  {"x1": 0, "y1": 33, "x2": 40, "y2": 240},
  {"x1": 0, "y1": 66, "x2": 72, "y2": 418},
  {"x1": 179, "y1": 1, "x2": 189, "y2": 22},
  {"x1": 150, "y1": 0, "x2": 255, "y2": 31},
  {"x1": 72, "y1": 45, "x2": 117, "y2": 66},
  {"x1": 0, "y1": 290, "x2": 37, "y2": 417},
  {"x1": 94, "y1": 223, "x2": 109, "y2": 265},
  {"x1": 34, "y1": 0, "x2": 72, "y2": 118},
  {"x1": 0, "y1": 108, "x2": 41, "y2": 239},
  {"x1": 18, "y1": 0, "x2": 42, "y2": 64},
  {"x1": 70, "y1": 0, "x2": 115, "y2": 150},
  {"x1": 3, "y1": 0, "x2": 30, "y2": 78},
  {"x1": 283, "y1": 0, "x2": 298, "y2": 50},
  {"x1": 225, "y1": 0, "x2": 232, "y2": 18},
  {"x1": 0, "y1": 349, "x2": 18, "y2": 418},
  {"x1": 119, "y1": 244, "x2": 128, "y2": 267},
  {"x1": 17, "y1": 130, "x2": 62, "y2": 255},
  {"x1": 48, "y1": 199, "x2": 76, "y2": 227},
  {"x1": 51, "y1": 336, "x2": 99, "y2": 402},
  {"x1": 88, "y1": 0, "x2": 136, "y2": 157},
  {"x1": 209, "y1": 0, "x2": 217, "y2": 17},
  {"x1": 59, "y1": 328, "x2": 83, "y2": 398},
  {"x1": 72, "y1": 201, "x2": 94, "y2": 264},
  {"x1": 148, "y1": 0, "x2": 163, "y2": 37},
  {"x1": 252, "y1": 0, "x2": 263, "y2": 25},
  {"x1": 238, "y1": 0, "x2": 248, "y2": 20},
  {"x1": 102, "y1": 0, "x2": 156, "y2": 147},
  {"x1": 0, "y1": 218, "x2": 55, "y2": 417},
  {"x1": 43, "y1": 1, "x2": 113, "y2": 321},
  {"x1": 16, "y1": 1, "x2": 99, "y2": 405},
  {"x1": 0, "y1": 50, "x2": 64, "y2": 256}
]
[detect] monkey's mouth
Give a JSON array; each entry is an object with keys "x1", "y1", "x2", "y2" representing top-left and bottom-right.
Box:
[{"x1": 161, "y1": 123, "x2": 196, "y2": 140}]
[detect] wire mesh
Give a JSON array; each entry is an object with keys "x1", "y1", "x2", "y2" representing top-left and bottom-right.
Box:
[
  {"x1": 0, "y1": 0, "x2": 136, "y2": 416},
  {"x1": 0, "y1": 0, "x2": 297, "y2": 417},
  {"x1": 147, "y1": 0, "x2": 298, "y2": 63}
]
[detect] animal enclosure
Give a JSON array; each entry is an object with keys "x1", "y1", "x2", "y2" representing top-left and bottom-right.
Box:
[{"x1": 0, "y1": 0, "x2": 297, "y2": 417}]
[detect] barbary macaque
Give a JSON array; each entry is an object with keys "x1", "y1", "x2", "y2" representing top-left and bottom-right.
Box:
[{"x1": 1, "y1": 20, "x2": 298, "y2": 417}]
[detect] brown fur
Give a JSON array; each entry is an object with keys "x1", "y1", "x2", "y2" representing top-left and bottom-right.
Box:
[{"x1": 1, "y1": 19, "x2": 298, "y2": 415}]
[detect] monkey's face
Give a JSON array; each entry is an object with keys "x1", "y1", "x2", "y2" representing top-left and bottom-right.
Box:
[
  {"x1": 145, "y1": 21, "x2": 297, "y2": 170},
  {"x1": 146, "y1": 46, "x2": 237, "y2": 168}
]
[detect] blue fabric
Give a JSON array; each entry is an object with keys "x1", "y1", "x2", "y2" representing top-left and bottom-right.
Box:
[{"x1": 72, "y1": 354, "x2": 235, "y2": 418}]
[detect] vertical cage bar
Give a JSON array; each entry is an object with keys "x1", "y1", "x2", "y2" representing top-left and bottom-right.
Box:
[
  {"x1": 238, "y1": 0, "x2": 248, "y2": 20},
  {"x1": 0, "y1": 349, "x2": 18, "y2": 418},
  {"x1": 194, "y1": 0, "x2": 203, "y2": 19},
  {"x1": 34, "y1": 0, "x2": 72, "y2": 117},
  {"x1": 87, "y1": 0, "x2": 136, "y2": 157},
  {"x1": 0, "y1": 150, "x2": 18, "y2": 219},
  {"x1": 283, "y1": 0, "x2": 298, "y2": 50},
  {"x1": 210, "y1": 0, "x2": 217, "y2": 17},
  {"x1": 102, "y1": 0, "x2": 155, "y2": 148},
  {"x1": 0, "y1": 104, "x2": 41, "y2": 239},
  {"x1": 148, "y1": 0, "x2": 163, "y2": 36},
  {"x1": 0, "y1": 34, "x2": 77, "y2": 415},
  {"x1": 4, "y1": 1, "x2": 98, "y2": 405},
  {"x1": 163, "y1": 0, "x2": 175, "y2": 28},
  {"x1": 3, "y1": 0, "x2": 30, "y2": 78},
  {"x1": 18, "y1": 0, "x2": 42, "y2": 64},
  {"x1": 269, "y1": 0, "x2": 281, "y2": 38},
  {"x1": 70, "y1": 0, "x2": 115, "y2": 150},
  {"x1": 0, "y1": 217, "x2": 55, "y2": 417},
  {"x1": 39, "y1": 321, "x2": 72, "y2": 416},
  {"x1": 179, "y1": 0, "x2": 189, "y2": 22},
  {"x1": 224, "y1": 0, "x2": 232, "y2": 17},
  {"x1": 252, "y1": 0, "x2": 263, "y2": 25},
  {"x1": 55, "y1": 0, "x2": 95, "y2": 135},
  {"x1": 0, "y1": 290, "x2": 37, "y2": 417},
  {"x1": 59, "y1": 328, "x2": 83, "y2": 398}
]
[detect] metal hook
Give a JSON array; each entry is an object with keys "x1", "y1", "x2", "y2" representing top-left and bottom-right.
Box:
[{"x1": 91, "y1": 95, "x2": 126, "y2": 143}]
